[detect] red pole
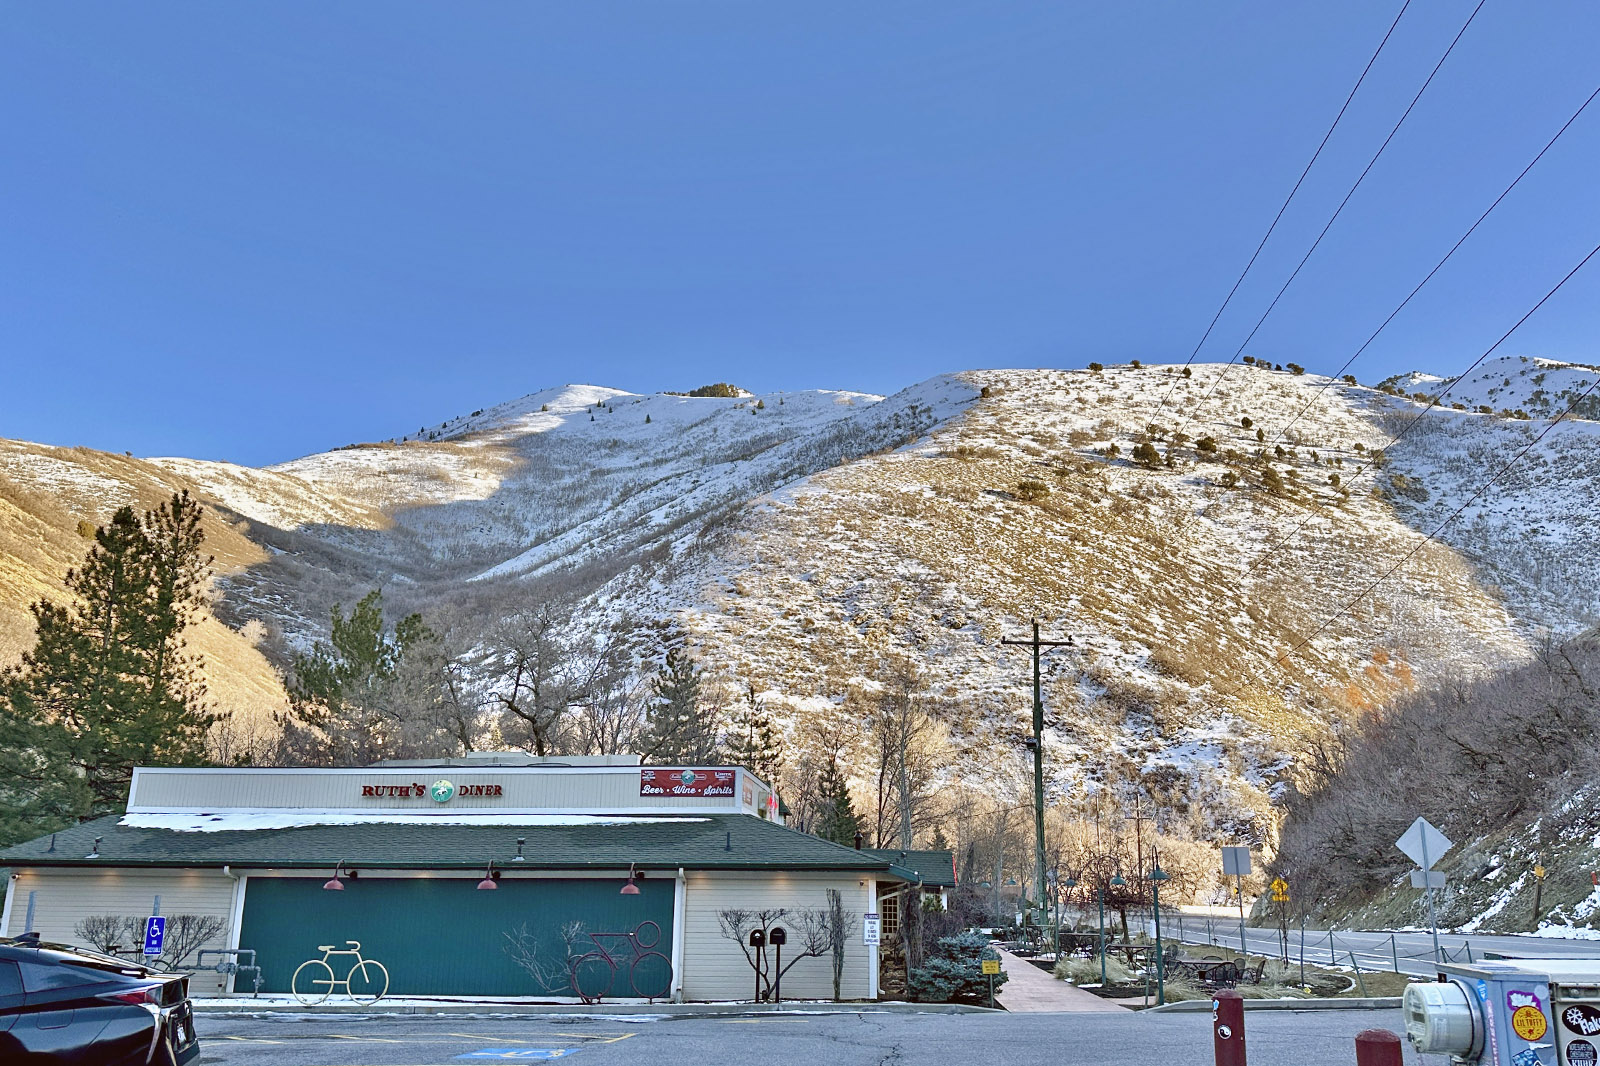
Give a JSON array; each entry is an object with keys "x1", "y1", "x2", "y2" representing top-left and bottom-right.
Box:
[
  {"x1": 1355, "y1": 1030, "x2": 1403, "y2": 1066},
  {"x1": 1213, "y1": 989, "x2": 1246, "y2": 1066}
]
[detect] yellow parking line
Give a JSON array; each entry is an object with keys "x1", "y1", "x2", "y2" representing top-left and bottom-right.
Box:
[
  {"x1": 551, "y1": 1031, "x2": 635, "y2": 1043},
  {"x1": 327, "y1": 1034, "x2": 407, "y2": 1042},
  {"x1": 214, "y1": 1035, "x2": 286, "y2": 1043}
]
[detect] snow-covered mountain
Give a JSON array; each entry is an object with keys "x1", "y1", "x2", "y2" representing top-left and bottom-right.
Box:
[{"x1": 1, "y1": 357, "x2": 1595, "y2": 828}]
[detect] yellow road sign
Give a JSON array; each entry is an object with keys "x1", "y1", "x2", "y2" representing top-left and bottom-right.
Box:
[
  {"x1": 981, "y1": 959, "x2": 1000, "y2": 975},
  {"x1": 1270, "y1": 877, "x2": 1290, "y2": 902}
]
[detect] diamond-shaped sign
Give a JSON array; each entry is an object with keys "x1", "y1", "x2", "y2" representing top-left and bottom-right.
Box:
[{"x1": 1396, "y1": 817, "x2": 1452, "y2": 869}]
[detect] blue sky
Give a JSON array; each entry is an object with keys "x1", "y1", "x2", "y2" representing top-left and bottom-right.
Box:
[{"x1": 3, "y1": 2, "x2": 1597, "y2": 465}]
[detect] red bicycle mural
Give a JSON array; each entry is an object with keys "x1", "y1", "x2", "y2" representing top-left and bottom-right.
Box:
[{"x1": 569, "y1": 921, "x2": 672, "y2": 1003}]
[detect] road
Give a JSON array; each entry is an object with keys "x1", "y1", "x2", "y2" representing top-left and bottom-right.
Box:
[
  {"x1": 194, "y1": 1009, "x2": 1426, "y2": 1066},
  {"x1": 1162, "y1": 913, "x2": 1600, "y2": 977}
]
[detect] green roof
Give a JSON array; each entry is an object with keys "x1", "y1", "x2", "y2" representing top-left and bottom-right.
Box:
[
  {"x1": 862, "y1": 849, "x2": 957, "y2": 887},
  {"x1": 1, "y1": 814, "x2": 906, "y2": 877}
]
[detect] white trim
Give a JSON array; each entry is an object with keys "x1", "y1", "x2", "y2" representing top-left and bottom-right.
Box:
[
  {"x1": 868, "y1": 879, "x2": 880, "y2": 1000},
  {"x1": 670, "y1": 868, "x2": 687, "y2": 1002},
  {"x1": 224, "y1": 872, "x2": 248, "y2": 996},
  {"x1": 0, "y1": 874, "x2": 15, "y2": 936}
]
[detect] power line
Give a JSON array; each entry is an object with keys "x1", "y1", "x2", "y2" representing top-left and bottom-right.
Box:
[
  {"x1": 1148, "y1": 0, "x2": 1415, "y2": 426},
  {"x1": 1264, "y1": 83, "x2": 1600, "y2": 452},
  {"x1": 1274, "y1": 346, "x2": 1600, "y2": 667},
  {"x1": 1173, "y1": 0, "x2": 1489, "y2": 440},
  {"x1": 1245, "y1": 237, "x2": 1600, "y2": 576},
  {"x1": 1260, "y1": 236, "x2": 1600, "y2": 659}
]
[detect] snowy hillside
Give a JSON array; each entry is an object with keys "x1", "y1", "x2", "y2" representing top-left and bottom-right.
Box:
[
  {"x1": 1, "y1": 358, "x2": 1596, "y2": 836},
  {"x1": 1381, "y1": 353, "x2": 1600, "y2": 419}
]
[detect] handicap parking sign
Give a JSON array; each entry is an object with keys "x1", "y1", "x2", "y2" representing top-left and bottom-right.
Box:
[{"x1": 142, "y1": 916, "x2": 165, "y2": 957}]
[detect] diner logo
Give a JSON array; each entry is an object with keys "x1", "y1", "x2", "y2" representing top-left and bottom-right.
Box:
[{"x1": 359, "y1": 781, "x2": 504, "y2": 800}]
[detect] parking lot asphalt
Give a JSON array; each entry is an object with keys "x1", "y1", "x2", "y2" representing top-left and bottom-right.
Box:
[{"x1": 193, "y1": 1006, "x2": 1426, "y2": 1065}]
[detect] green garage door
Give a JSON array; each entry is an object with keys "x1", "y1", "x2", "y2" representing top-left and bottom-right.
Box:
[{"x1": 238, "y1": 876, "x2": 673, "y2": 998}]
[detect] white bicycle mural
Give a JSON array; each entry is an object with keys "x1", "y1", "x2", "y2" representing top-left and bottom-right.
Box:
[{"x1": 290, "y1": 940, "x2": 390, "y2": 1004}]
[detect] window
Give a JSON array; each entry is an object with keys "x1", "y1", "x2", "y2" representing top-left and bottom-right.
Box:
[
  {"x1": 0, "y1": 961, "x2": 21, "y2": 998},
  {"x1": 880, "y1": 892, "x2": 899, "y2": 937}
]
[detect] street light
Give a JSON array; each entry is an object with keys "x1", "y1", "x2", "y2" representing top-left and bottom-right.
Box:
[{"x1": 1150, "y1": 865, "x2": 1170, "y2": 1005}]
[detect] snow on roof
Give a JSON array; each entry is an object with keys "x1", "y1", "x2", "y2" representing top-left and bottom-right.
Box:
[{"x1": 120, "y1": 811, "x2": 711, "y2": 833}]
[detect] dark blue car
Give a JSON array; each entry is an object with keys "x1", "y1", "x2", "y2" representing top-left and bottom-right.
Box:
[{"x1": 0, "y1": 933, "x2": 199, "y2": 1065}]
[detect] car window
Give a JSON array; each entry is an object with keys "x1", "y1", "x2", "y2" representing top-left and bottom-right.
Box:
[
  {"x1": 0, "y1": 961, "x2": 21, "y2": 997},
  {"x1": 20, "y1": 960, "x2": 103, "y2": 992}
]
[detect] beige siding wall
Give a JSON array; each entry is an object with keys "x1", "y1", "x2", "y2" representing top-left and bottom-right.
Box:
[
  {"x1": 680, "y1": 871, "x2": 874, "y2": 1002},
  {"x1": 3, "y1": 869, "x2": 237, "y2": 995}
]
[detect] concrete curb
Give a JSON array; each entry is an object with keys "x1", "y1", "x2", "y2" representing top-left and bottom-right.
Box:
[
  {"x1": 193, "y1": 1000, "x2": 1000, "y2": 1019},
  {"x1": 1145, "y1": 997, "x2": 1402, "y2": 1013}
]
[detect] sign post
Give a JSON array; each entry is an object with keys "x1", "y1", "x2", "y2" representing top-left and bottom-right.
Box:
[
  {"x1": 1269, "y1": 878, "x2": 1290, "y2": 962},
  {"x1": 1395, "y1": 817, "x2": 1453, "y2": 964},
  {"x1": 981, "y1": 957, "x2": 1000, "y2": 1008},
  {"x1": 1221, "y1": 847, "x2": 1251, "y2": 957}
]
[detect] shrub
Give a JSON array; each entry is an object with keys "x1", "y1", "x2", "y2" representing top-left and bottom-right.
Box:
[
  {"x1": 1195, "y1": 436, "x2": 1218, "y2": 455},
  {"x1": 75, "y1": 519, "x2": 96, "y2": 539},
  {"x1": 1130, "y1": 359, "x2": 1141, "y2": 369},
  {"x1": 755, "y1": 399, "x2": 765, "y2": 409},
  {"x1": 1017, "y1": 479, "x2": 1051, "y2": 501},
  {"x1": 1287, "y1": 363, "x2": 1306, "y2": 375},
  {"x1": 1328, "y1": 473, "x2": 1340, "y2": 488},
  {"x1": 1055, "y1": 955, "x2": 1133, "y2": 985},
  {"x1": 1087, "y1": 362, "x2": 1104, "y2": 372},
  {"x1": 688, "y1": 383, "x2": 742, "y2": 398},
  {"x1": 645, "y1": 414, "x2": 652, "y2": 424},
  {"x1": 909, "y1": 932, "x2": 1007, "y2": 1004},
  {"x1": 1221, "y1": 470, "x2": 1239, "y2": 488},
  {"x1": 1262, "y1": 466, "x2": 1286, "y2": 495},
  {"x1": 1255, "y1": 428, "x2": 1265, "y2": 443},
  {"x1": 981, "y1": 386, "x2": 991, "y2": 397},
  {"x1": 1183, "y1": 368, "x2": 1192, "y2": 378},
  {"x1": 1342, "y1": 374, "x2": 1357, "y2": 385},
  {"x1": 1240, "y1": 416, "x2": 1253, "y2": 429},
  {"x1": 1132, "y1": 442, "x2": 1161, "y2": 468}
]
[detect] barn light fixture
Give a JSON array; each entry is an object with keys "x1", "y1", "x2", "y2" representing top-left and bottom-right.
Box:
[
  {"x1": 620, "y1": 864, "x2": 642, "y2": 896},
  {"x1": 477, "y1": 861, "x2": 499, "y2": 891},
  {"x1": 323, "y1": 861, "x2": 347, "y2": 891}
]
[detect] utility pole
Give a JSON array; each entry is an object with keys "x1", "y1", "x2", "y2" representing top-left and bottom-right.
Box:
[{"x1": 1001, "y1": 619, "x2": 1075, "y2": 936}]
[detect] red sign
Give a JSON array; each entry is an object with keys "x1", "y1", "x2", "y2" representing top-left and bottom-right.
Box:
[{"x1": 640, "y1": 769, "x2": 735, "y2": 797}]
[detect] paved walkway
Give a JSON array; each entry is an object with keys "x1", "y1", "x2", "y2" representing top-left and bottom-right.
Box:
[{"x1": 992, "y1": 948, "x2": 1130, "y2": 1013}]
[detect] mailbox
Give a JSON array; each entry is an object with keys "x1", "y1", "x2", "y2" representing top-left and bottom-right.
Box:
[
  {"x1": 748, "y1": 929, "x2": 765, "y2": 948},
  {"x1": 768, "y1": 927, "x2": 787, "y2": 947}
]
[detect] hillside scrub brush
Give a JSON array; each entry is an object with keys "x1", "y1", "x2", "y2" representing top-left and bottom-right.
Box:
[{"x1": 1195, "y1": 436, "x2": 1218, "y2": 455}]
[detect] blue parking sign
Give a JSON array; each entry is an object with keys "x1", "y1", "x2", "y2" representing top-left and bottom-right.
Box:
[{"x1": 142, "y1": 916, "x2": 165, "y2": 957}]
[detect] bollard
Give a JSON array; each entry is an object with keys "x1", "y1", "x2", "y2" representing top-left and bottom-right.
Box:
[
  {"x1": 1213, "y1": 989, "x2": 1247, "y2": 1066},
  {"x1": 1355, "y1": 1029, "x2": 1403, "y2": 1066}
]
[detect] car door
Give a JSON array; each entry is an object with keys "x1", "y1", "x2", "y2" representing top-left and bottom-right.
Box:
[{"x1": 18, "y1": 956, "x2": 107, "y2": 1058}]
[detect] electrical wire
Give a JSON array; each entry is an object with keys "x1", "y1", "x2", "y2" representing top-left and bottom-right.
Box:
[
  {"x1": 1245, "y1": 238, "x2": 1600, "y2": 576},
  {"x1": 1270, "y1": 250, "x2": 1600, "y2": 665},
  {"x1": 1263, "y1": 83, "x2": 1600, "y2": 452},
  {"x1": 1147, "y1": 0, "x2": 1415, "y2": 426},
  {"x1": 1172, "y1": 0, "x2": 1490, "y2": 440}
]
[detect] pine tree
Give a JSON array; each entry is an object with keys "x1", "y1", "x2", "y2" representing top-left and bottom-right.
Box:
[
  {"x1": 280, "y1": 589, "x2": 442, "y2": 765},
  {"x1": 814, "y1": 759, "x2": 861, "y2": 846},
  {"x1": 0, "y1": 494, "x2": 216, "y2": 843},
  {"x1": 723, "y1": 684, "x2": 784, "y2": 784},
  {"x1": 640, "y1": 647, "x2": 715, "y2": 763}
]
